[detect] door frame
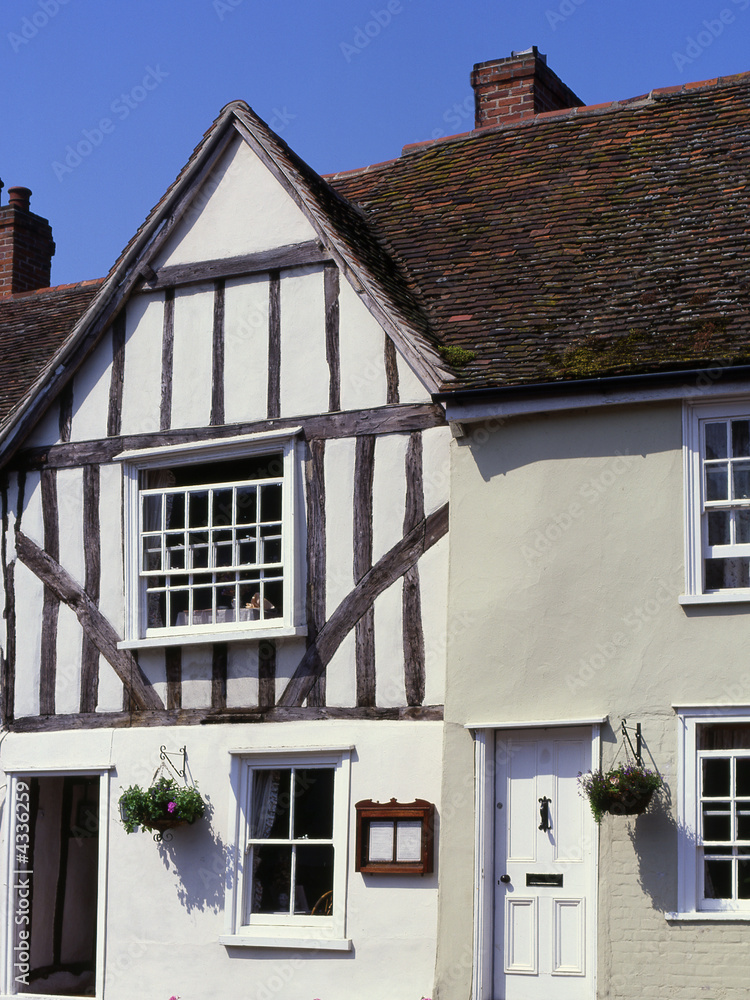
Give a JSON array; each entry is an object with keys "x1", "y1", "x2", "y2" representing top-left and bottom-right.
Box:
[{"x1": 469, "y1": 718, "x2": 605, "y2": 1000}]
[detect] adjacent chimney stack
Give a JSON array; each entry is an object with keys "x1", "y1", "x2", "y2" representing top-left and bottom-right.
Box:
[
  {"x1": 471, "y1": 47, "x2": 583, "y2": 129},
  {"x1": 0, "y1": 184, "x2": 55, "y2": 298}
]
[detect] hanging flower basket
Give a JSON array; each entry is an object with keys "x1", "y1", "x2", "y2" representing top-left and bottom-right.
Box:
[
  {"x1": 118, "y1": 776, "x2": 205, "y2": 835},
  {"x1": 578, "y1": 763, "x2": 662, "y2": 823}
]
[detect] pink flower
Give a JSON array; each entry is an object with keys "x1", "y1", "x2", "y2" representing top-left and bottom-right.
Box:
[{"x1": 167, "y1": 801, "x2": 176, "y2": 813}]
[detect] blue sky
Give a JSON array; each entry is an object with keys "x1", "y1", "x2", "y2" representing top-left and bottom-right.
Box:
[{"x1": 1, "y1": 0, "x2": 748, "y2": 286}]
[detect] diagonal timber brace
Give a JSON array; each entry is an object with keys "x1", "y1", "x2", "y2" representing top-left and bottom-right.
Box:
[
  {"x1": 279, "y1": 502, "x2": 449, "y2": 708},
  {"x1": 15, "y1": 531, "x2": 164, "y2": 712}
]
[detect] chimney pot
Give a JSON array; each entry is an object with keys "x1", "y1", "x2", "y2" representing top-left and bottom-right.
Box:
[{"x1": 8, "y1": 186, "x2": 32, "y2": 212}]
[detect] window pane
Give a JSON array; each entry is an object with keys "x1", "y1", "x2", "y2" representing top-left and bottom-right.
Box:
[
  {"x1": 733, "y1": 420, "x2": 750, "y2": 458},
  {"x1": 188, "y1": 490, "x2": 209, "y2": 528},
  {"x1": 189, "y1": 531, "x2": 209, "y2": 569},
  {"x1": 706, "y1": 464, "x2": 729, "y2": 501},
  {"x1": 293, "y1": 769, "x2": 334, "y2": 839},
  {"x1": 703, "y1": 758, "x2": 731, "y2": 797},
  {"x1": 165, "y1": 533, "x2": 185, "y2": 570},
  {"x1": 737, "y1": 510, "x2": 750, "y2": 545},
  {"x1": 734, "y1": 463, "x2": 750, "y2": 500},
  {"x1": 265, "y1": 769, "x2": 292, "y2": 840},
  {"x1": 250, "y1": 769, "x2": 287, "y2": 838},
  {"x1": 236, "y1": 486, "x2": 257, "y2": 526},
  {"x1": 167, "y1": 493, "x2": 184, "y2": 530},
  {"x1": 706, "y1": 558, "x2": 750, "y2": 590},
  {"x1": 739, "y1": 854, "x2": 750, "y2": 899},
  {"x1": 142, "y1": 494, "x2": 163, "y2": 531},
  {"x1": 212, "y1": 529, "x2": 234, "y2": 567},
  {"x1": 705, "y1": 422, "x2": 728, "y2": 460},
  {"x1": 737, "y1": 805, "x2": 750, "y2": 841},
  {"x1": 250, "y1": 844, "x2": 292, "y2": 913},
  {"x1": 142, "y1": 535, "x2": 161, "y2": 572},
  {"x1": 212, "y1": 488, "x2": 233, "y2": 527},
  {"x1": 294, "y1": 845, "x2": 334, "y2": 915},
  {"x1": 708, "y1": 511, "x2": 730, "y2": 546},
  {"x1": 703, "y1": 802, "x2": 731, "y2": 841},
  {"x1": 737, "y1": 758, "x2": 750, "y2": 793},
  {"x1": 259, "y1": 483, "x2": 282, "y2": 522},
  {"x1": 705, "y1": 858, "x2": 732, "y2": 898}
]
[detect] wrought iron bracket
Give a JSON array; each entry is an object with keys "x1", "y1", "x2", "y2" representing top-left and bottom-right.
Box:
[
  {"x1": 621, "y1": 720, "x2": 642, "y2": 767},
  {"x1": 159, "y1": 745, "x2": 186, "y2": 779}
]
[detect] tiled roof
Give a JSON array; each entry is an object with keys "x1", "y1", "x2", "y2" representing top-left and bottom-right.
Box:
[
  {"x1": 329, "y1": 73, "x2": 750, "y2": 392},
  {"x1": 0, "y1": 281, "x2": 102, "y2": 424}
]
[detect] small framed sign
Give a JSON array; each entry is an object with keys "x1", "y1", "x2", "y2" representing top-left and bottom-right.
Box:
[{"x1": 354, "y1": 798, "x2": 434, "y2": 874}]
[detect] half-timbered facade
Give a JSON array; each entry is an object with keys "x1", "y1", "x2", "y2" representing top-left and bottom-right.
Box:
[{"x1": 0, "y1": 103, "x2": 451, "y2": 1000}]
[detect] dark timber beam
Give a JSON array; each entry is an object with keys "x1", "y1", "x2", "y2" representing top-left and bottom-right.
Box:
[
  {"x1": 15, "y1": 532, "x2": 164, "y2": 712},
  {"x1": 279, "y1": 502, "x2": 449, "y2": 708}
]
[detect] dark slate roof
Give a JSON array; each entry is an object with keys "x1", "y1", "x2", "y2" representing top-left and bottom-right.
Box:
[
  {"x1": 0, "y1": 281, "x2": 102, "y2": 424},
  {"x1": 329, "y1": 73, "x2": 750, "y2": 392}
]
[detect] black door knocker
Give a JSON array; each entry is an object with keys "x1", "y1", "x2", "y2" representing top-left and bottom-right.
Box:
[{"x1": 538, "y1": 796, "x2": 552, "y2": 832}]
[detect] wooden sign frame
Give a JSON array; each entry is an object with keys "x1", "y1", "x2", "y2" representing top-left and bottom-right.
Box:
[{"x1": 354, "y1": 798, "x2": 434, "y2": 875}]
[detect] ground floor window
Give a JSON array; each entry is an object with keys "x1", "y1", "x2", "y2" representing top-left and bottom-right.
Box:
[
  {"x1": 8, "y1": 774, "x2": 103, "y2": 996},
  {"x1": 223, "y1": 749, "x2": 351, "y2": 949},
  {"x1": 676, "y1": 708, "x2": 750, "y2": 916}
]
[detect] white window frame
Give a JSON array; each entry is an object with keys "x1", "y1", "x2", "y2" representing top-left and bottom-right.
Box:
[
  {"x1": 682, "y1": 399, "x2": 750, "y2": 604},
  {"x1": 221, "y1": 748, "x2": 352, "y2": 951},
  {"x1": 1, "y1": 767, "x2": 111, "y2": 998},
  {"x1": 672, "y1": 706, "x2": 750, "y2": 920},
  {"x1": 117, "y1": 430, "x2": 307, "y2": 648}
]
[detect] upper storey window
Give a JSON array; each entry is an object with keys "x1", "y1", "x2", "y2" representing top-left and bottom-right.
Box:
[
  {"x1": 683, "y1": 402, "x2": 750, "y2": 603},
  {"x1": 119, "y1": 431, "x2": 303, "y2": 646}
]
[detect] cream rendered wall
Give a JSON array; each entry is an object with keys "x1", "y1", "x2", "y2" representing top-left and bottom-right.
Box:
[
  {"x1": 437, "y1": 400, "x2": 750, "y2": 1000},
  {"x1": 0, "y1": 721, "x2": 441, "y2": 1000}
]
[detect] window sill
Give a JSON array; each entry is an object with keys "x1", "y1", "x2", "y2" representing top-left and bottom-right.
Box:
[
  {"x1": 666, "y1": 910, "x2": 750, "y2": 921},
  {"x1": 219, "y1": 933, "x2": 352, "y2": 951},
  {"x1": 678, "y1": 593, "x2": 750, "y2": 605},
  {"x1": 119, "y1": 625, "x2": 307, "y2": 649}
]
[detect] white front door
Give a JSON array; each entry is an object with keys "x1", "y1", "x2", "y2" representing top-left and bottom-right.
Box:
[{"x1": 493, "y1": 727, "x2": 596, "y2": 1000}]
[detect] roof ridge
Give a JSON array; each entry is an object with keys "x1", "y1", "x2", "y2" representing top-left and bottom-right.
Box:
[
  {"x1": 3, "y1": 278, "x2": 104, "y2": 301},
  {"x1": 395, "y1": 67, "x2": 750, "y2": 156}
]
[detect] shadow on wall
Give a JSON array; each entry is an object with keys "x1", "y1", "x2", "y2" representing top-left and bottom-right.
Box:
[
  {"x1": 157, "y1": 796, "x2": 232, "y2": 914},
  {"x1": 627, "y1": 783, "x2": 688, "y2": 915}
]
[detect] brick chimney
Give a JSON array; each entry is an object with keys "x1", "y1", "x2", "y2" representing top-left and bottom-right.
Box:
[
  {"x1": 0, "y1": 183, "x2": 55, "y2": 298},
  {"x1": 471, "y1": 47, "x2": 583, "y2": 129}
]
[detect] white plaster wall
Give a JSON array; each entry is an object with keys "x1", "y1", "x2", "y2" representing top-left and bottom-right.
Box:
[
  {"x1": 275, "y1": 637, "x2": 307, "y2": 705},
  {"x1": 422, "y1": 425, "x2": 451, "y2": 514},
  {"x1": 26, "y1": 404, "x2": 60, "y2": 450},
  {"x1": 13, "y1": 562, "x2": 42, "y2": 718},
  {"x1": 374, "y1": 580, "x2": 406, "y2": 707},
  {"x1": 171, "y1": 284, "x2": 214, "y2": 430},
  {"x1": 97, "y1": 463, "x2": 125, "y2": 713},
  {"x1": 396, "y1": 349, "x2": 430, "y2": 404},
  {"x1": 20, "y1": 472, "x2": 43, "y2": 549},
  {"x1": 69, "y1": 331, "x2": 113, "y2": 443},
  {"x1": 372, "y1": 433, "x2": 408, "y2": 564},
  {"x1": 55, "y1": 603, "x2": 82, "y2": 714},
  {"x1": 223, "y1": 276, "x2": 269, "y2": 425},
  {"x1": 438, "y1": 400, "x2": 750, "y2": 1000},
  {"x1": 0, "y1": 721, "x2": 442, "y2": 1000},
  {"x1": 226, "y1": 642, "x2": 258, "y2": 709},
  {"x1": 419, "y1": 534, "x2": 448, "y2": 707},
  {"x1": 279, "y1": 267, "x2": 328, "y2": 418},
  {"x1": 155, "y1": 138, "x2": 317, "y2": 268},
  {"x1": 180, "y1": 645, "x2": 213, "y2": 710},
  {"x1": 326, "y1": 630, "x2": 357, "y2": 708},
  {"x1": 56, "y1": 468, "x2": 84, "y2": 587},
  {"x1": 120, "y1": 294, "x2": 163, "y2": 437},
  {"x1": 338, "y1": 280, "x2": 387, "y2": 411},
  {"x1": 324, "y1": 437, "x2": 355, "y2": 615}
]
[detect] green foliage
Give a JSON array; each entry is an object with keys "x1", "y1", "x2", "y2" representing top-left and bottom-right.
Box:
[
  {"x1": 578, "y1": 763, "x2": 662, "y2": 823},
  {"x1": 118, "y1": 776, "x2": 205, "y2": 834},
  {"x1": 439, "y1": 345, "x2": 476, "y2": 368}
]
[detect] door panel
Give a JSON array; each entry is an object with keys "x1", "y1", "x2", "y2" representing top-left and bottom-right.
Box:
[{"x1": 493, "y1": 728, "x2": 595, "y2": 1000}]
